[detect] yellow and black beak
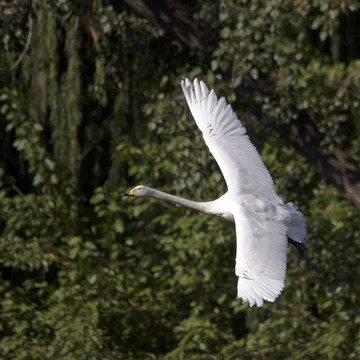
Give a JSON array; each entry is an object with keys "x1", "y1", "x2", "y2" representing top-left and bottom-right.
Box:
[{"x1": 122, "y1": 188, "x2": 137, "y2": 197}]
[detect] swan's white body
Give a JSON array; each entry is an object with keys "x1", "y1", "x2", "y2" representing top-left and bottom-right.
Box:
[{"x1": 124, "y1": 78, "x2": 306, "y2": 307}]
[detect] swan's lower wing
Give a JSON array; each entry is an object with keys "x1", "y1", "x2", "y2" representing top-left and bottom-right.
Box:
[{"x1": 234, "y1": 208, "x2": 288, "y2": 307}]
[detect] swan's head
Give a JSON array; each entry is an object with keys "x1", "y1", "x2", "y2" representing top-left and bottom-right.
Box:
[{"x1": 122, "y1": 185, "x2": 150, "y2": 197}]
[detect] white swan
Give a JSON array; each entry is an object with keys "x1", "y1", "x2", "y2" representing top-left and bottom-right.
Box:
[{"x1": 123, "y1": 78, "x2": 306, "y2": 306}]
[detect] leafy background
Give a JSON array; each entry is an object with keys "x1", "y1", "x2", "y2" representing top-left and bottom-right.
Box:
[{"x1": 0, "y1": 0, "x2": 360, "y2": 359}]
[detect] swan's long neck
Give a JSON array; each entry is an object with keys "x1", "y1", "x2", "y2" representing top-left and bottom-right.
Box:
[{"x1": 146, "y1": 187, "x2": 214, "y2": 215}]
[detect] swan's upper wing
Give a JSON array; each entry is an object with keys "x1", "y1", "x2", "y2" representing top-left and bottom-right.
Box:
[
  {"x1": 233, "y1": 202, "x2": 288, "y2": 306},
  {"x1": 181, "y1": 78, "x2": 281, "y2": 203}
]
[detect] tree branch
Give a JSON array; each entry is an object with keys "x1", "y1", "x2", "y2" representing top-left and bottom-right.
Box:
[
  {"x1": 122, "y1": 0, "x2": 204, "y2": 54},
  {"x1": 0, "y1": 0, "x2": 33, "y2": 72}
]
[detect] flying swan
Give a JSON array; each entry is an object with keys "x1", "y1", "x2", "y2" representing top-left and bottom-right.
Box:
[{"x1": 123, "y1": 78, "x2": 306, "y2": 307}]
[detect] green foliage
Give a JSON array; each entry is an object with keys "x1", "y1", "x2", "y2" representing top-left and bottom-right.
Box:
[{"x1": 0, "y1": 0, "x2": 360, "y2": 359}]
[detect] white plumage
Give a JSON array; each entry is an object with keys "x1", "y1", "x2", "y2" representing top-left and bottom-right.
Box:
[{"x1": 123, "y1": 78, "x2": 307, "y2": 307}]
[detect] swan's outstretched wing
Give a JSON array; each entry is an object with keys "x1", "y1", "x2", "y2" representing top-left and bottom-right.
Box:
[
  {"x1": 233, "y1": 202, "x2": 288, "y2": 306},
  {"x1": 181, "y1": 78, "x2": 281, "y2": 203}
]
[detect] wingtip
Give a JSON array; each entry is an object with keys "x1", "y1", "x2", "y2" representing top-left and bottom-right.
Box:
[
  {"x1": 237, "y1": 276, "x2": 284, "y2": 307},
  {"x1": 181, "y1": 78, "x2": 209, "y2": 92},
  {"x1": 181, "y1": 78, "x2": 193, "y2": 91}
]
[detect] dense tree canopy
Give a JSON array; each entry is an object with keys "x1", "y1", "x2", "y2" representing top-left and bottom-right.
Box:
[{"x1": 1, "y1": 0, "x2": 360, "y2": 358}]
